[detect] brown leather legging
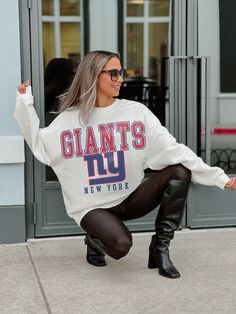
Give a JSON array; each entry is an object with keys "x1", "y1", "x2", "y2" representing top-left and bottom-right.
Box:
[{"x1": 81, "y1": 164, "x2": 191, "y2": 259}]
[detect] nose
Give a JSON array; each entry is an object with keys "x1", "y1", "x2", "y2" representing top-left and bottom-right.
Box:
[{"x1": 117, "y1": 75, "x2": 124, "y2": 83}]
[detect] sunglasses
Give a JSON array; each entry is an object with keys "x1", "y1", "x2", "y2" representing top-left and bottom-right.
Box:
[{"x1": 101, "y1": 69, "x2": 127, "y2": 81}]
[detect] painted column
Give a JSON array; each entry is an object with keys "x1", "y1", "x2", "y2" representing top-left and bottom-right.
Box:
[{"x1": 0, "y1": 0, "x2": 25, "y2": 243}]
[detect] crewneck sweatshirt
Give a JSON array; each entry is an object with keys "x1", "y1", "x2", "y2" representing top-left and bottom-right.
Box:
[{"x1": 14, "y1": 87, "x2": 230, "y2": 225}]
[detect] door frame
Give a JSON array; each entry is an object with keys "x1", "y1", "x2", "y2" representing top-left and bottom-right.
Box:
[
  {"x1": 19, "y1": 0, "x2": 88, "y2": 238},
  {"x1": 19, "y1": 0, "x2": 34, "y2": 239}
]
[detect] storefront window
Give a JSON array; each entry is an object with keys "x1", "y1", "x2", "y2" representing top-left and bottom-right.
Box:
[
  {"x1": 149, "y1": 0, "x2": 169, "y2": 17},
  {"x1": 122, "y1": 0, "x2": 170, "y2": 128},
  {"x1": 149, "y1": 23, "x2": 168, "y2": 84},
  {"x1": 60, "y1": 0, "x2": 80, "y2": 16},
  {"x1": 42, "y1": 23, "x2": 55, "y2": 65},
  {"x1": 127, "y1": 24, "x2": 143, "y2": 76},
  {"x1": 42, "y1": 0, "x2": 82, "y2": 181},
  {"x1": 125, "y1": 0, "x2": 170, "y2": 79},
  {"x1": 127, "y1": 0, "x2": 144, "y2": 17},
  {"x1": 42, "y1": 0, "x2": 81, "y2": 69},
  {"x1": 61, "y1": 22, "x2": 80, "y2": 63},
  {"x1": 42, "y1": 0, "x2": 54, "y2": 15}
]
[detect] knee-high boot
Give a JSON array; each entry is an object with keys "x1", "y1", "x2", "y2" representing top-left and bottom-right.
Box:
[
  {"x1": 148, "y1": 180, "x2": 190, "y2": 279},
  {"x1": 84, "y1": 234, "x2": 109, "y2": 267}
]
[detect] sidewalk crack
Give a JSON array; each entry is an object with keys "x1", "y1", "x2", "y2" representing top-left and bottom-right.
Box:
[{"x1": 26, "y1": 246, "x2": 52, "y2": 314}]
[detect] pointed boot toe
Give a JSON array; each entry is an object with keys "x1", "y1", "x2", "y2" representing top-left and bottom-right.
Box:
[
  {"x1": 148, "y1": 246, "x2": 181, "y2": 279},
  {"x1": 158, "y1": 264, "x2": 180, "y2": 279}
]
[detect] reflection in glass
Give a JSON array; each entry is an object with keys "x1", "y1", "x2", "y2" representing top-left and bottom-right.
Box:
[
  {"x1": 61, "y1": 23, "x2": 80, "y2": 58},
  {"x1": 60, "y1": 0, "x2": 80, "y2": 16},
  {"x1": 42, "y1": 1, "x2": 81, "y2": 181},
  {"x1": 126, "y1": 23, "x2": 143, "y2": 77},
  {"x1": 61, "y1": 22, "x2": 81, "y2": 68},
  {"x1": 149, "y1": 23, "x2": 168, "y2": 84},
  {"x1": 127, "y1": 0, "x2": 144, "y2": 16},
  {"x1": 123, "y1": 2, "x2": 170, "y2": 128},
  {"x1": 42, "y1": 23, "x2": 55, "y2": 65},
  {"x1": 44, "y1": 58, "x2": 74, "y2": 127},
  {"x1": 149, "y1": 0, "x2": 169, "y2": 17},
  {"x1": 42, "y1": 0, "x2": 54, "y2": 15},
  {"x1": 44, "y1": 58, "x2": 74, "y2": 181}
]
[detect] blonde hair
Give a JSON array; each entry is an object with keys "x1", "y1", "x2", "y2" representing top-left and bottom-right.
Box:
[{"x1": 59, "y1": 50, "x2": 120, "y2": 124}]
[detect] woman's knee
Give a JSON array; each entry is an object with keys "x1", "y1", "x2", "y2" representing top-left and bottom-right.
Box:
[
  {"x1": 170, "y1": 164, "x2": 191, "y2": 182},
  {"x1": 110, "y1": 235, "x2": 133, "y2": 260}
]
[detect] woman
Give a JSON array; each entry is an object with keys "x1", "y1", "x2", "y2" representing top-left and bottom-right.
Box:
[{"x1": 15, "y1": 50, "x2": 236, "y2": 279}]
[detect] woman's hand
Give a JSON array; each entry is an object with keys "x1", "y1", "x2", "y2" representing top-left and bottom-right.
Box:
[
  {"x1": 225, "y1": 177, "x2": 236, "y2": 190},
  {"x1": 17, "y1": 80, "x2": 31, "y2": 94}
]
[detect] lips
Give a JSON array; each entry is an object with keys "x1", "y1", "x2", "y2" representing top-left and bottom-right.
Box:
[{"x1": 112, "y1": 85, "x2": 121, "y2": 91}]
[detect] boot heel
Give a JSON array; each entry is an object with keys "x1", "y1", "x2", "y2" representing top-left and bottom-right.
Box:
[{"x1": 148, "y1": 252, "x2": 158, "y2": 269}]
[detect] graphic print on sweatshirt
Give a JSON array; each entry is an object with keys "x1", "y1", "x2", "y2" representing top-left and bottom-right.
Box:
[{"x1": 60, "y1": 121, "x2": 146, "y2": 194}]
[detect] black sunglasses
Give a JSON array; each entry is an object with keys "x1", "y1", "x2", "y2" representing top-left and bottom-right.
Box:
[{"x1": 101, "y1": 69, "x2": 127, "y2": 81}]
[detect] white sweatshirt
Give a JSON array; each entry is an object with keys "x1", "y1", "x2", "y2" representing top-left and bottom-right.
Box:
[{"x1": 14, "y1": 87, "x2": 230, "y2": 225}]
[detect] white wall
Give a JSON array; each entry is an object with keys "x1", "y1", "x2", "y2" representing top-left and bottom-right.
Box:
[
  {"x1": 89, "y1": 0, "x2": 118, "y2": 52},
  {"x1": 0, "y1": 1, "x2": 25, "y2": 205}
]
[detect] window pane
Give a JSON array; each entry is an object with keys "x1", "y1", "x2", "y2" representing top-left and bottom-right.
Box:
[
  {"x1": 149, "y1": 23, "x2": 168, "y2": 84},
  {"x1": 42, "y1": 3, "x2": 81, "y2": 182},
  {"x1": 127, "y1": 23, "x2": 143, "y2": 77},
  {"x1": 149, "y1": 0, "x2": 170, "y2": 17},
  {"x1": 42, "y1": 0, "x2": 54, "y2": 15},
  {"x1": 60, "y1": 0, "x2": 80, "y2": 16},
  {"x1": 42, "y1": 22, "x2": 55, "y2": 65},
  {"x1": 127, "y1": 0, "x2": 144, "y2": 17},
  {"x1": 61, "y1": 22, "x2": 81, "y2": 67}
]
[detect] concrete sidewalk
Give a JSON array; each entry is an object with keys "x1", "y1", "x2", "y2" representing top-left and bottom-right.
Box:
[{"x1": 1, "y1": 229, "x2": 236, "y2": 314}]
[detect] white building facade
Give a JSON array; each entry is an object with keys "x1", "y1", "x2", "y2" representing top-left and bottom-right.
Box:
[{"x1": 1, "y1": 0, "x2": 236, "y2": 244}]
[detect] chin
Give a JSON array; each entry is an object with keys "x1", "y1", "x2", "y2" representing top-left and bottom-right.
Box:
[{"x1": 113, "y1": 91, "x2": 120, "y2": 97}]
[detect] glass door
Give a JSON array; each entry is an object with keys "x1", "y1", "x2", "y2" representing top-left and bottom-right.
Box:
[
  {"x1": 118, "y1": 0, "x2": 172, "y2": 231},
  {"x1": 42, "y1": 0, "x2": 81, "y2": 180},
  {"x1": 187, "y1": 0, "x2": 236, "y2": 227},
  {"x1": 31, "y1": 0, "x2": 83, "y2": 237},
  {"x1": 120, "y1": 0, "x2": 170, "y2": 126}
]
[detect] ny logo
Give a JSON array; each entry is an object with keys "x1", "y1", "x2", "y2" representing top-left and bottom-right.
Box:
[{"x1": 84, "y1": 151, "x2": 126, "y2": 185}]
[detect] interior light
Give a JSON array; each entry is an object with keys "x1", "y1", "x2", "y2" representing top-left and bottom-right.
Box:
[{"x1": 128, "y1": 0, "x2": 144, "y2": 4}]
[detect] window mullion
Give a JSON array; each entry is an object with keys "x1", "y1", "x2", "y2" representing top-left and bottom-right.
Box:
[
  {"x1": 54, "y1": 0, "x2": 61, "y2": 57},
  {"x1": 124, "y1": 0, "x2": 127, "y2": 69},
  {"x1": 80, "y1": 0, "x2": 84, "y2": 57},
  {"x1": 143, "y1": 0, "x2": 149, "y2": 77}
]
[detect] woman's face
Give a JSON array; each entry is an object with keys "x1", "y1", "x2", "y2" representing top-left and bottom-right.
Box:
[{"x1": 97, "y1": 57, "x2": 124, "y2": 105}]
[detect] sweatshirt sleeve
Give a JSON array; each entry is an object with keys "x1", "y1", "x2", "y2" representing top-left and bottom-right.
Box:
[
  {"x1": 14, "y1": 86, "x2": 50, "y2": 166},
  {"x1": 145, "y1": 110, "x2": 230, "y2": 190}
]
